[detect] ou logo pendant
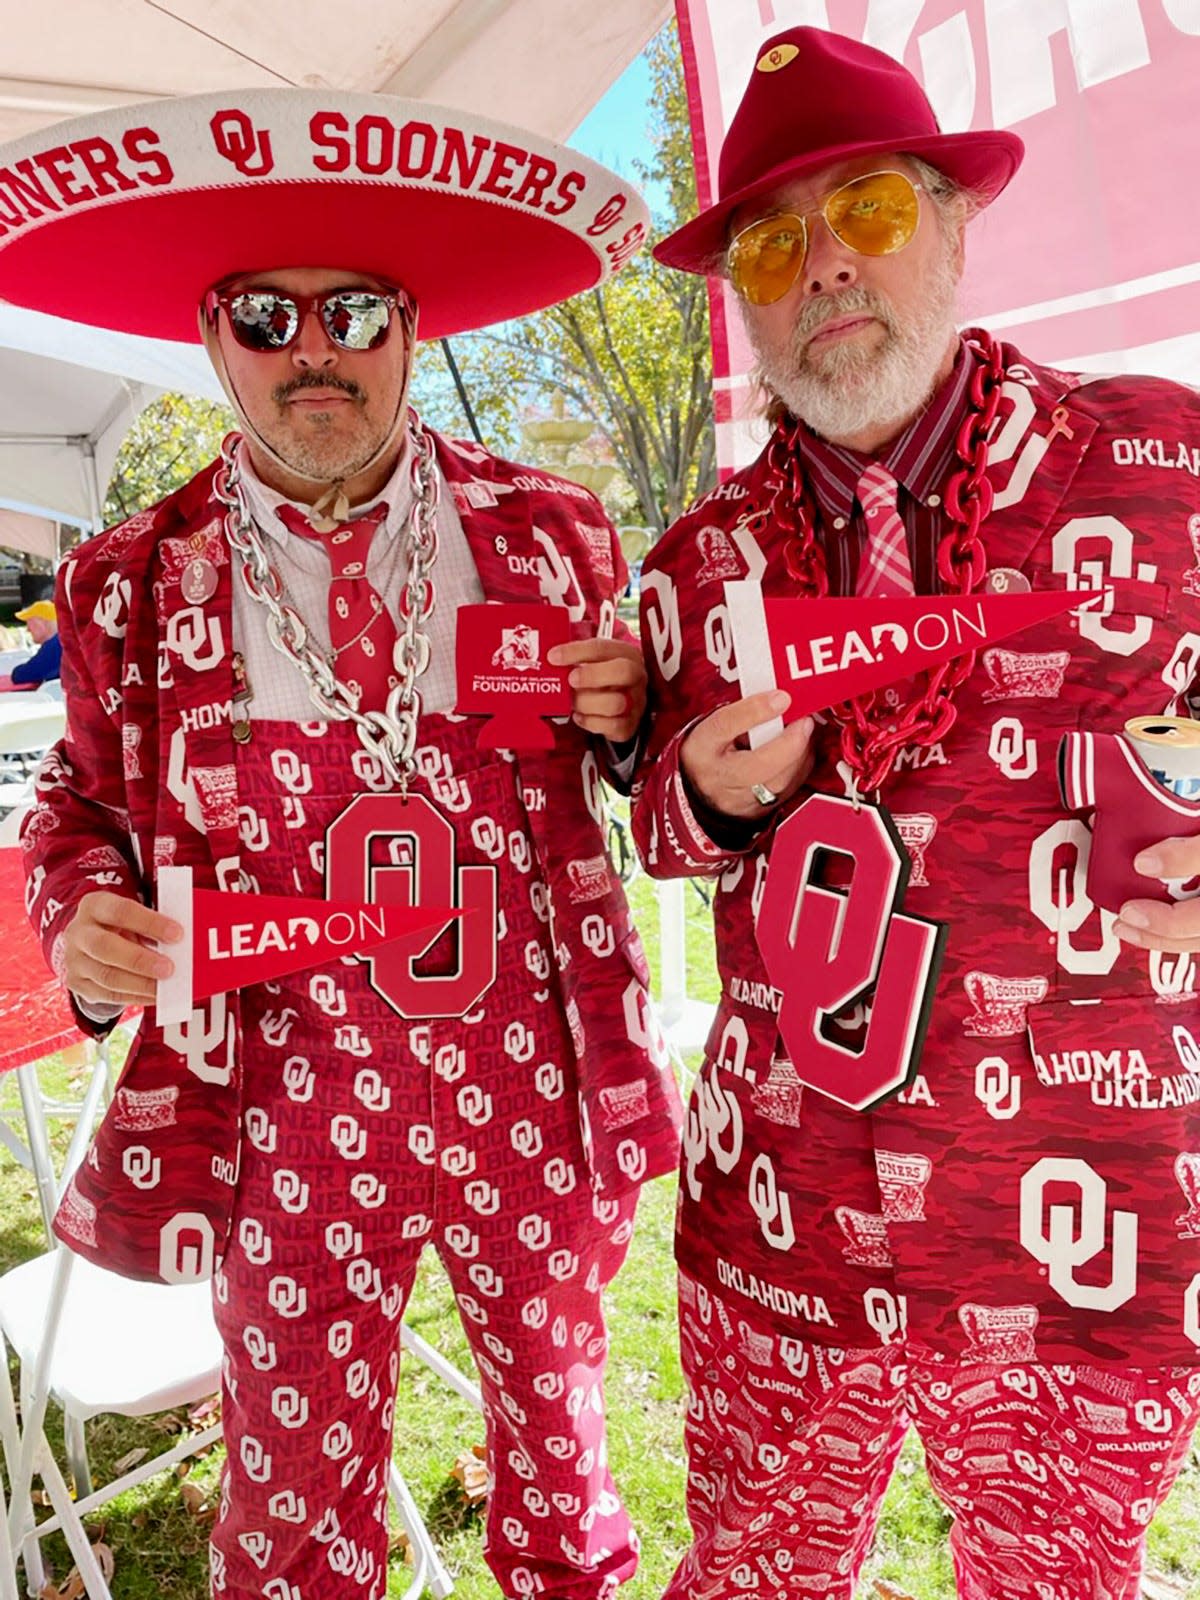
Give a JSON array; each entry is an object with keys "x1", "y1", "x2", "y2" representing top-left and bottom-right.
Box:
[
  {"x1": 755, "y1": 793, "x2": 945, "y2": 1110},
  {"x1": 325, "y1": 793, "x2": 498, "y2": 1018}
]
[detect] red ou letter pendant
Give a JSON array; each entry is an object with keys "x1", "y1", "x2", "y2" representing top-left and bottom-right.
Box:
[
  {"x1": 326, "y1": 793, "x2": 498, "y2": 1019},
  {"x1": 756, "y1": 792, "x2": 945, "y2": 1111}
]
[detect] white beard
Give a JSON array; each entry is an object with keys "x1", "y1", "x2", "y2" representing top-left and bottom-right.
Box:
[{"x1": 747, "y1": 249, "x2": 961, "y2": 445}]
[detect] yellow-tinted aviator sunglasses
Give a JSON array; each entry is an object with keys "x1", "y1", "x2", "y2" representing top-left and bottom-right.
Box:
[{"x1": 726, "y1": 170, "x2": 923, "y2": 306}]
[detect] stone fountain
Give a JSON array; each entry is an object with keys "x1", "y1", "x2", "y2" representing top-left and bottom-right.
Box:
[{"x1": 521, "y1": 390, "x2": 617, "y2": 499}]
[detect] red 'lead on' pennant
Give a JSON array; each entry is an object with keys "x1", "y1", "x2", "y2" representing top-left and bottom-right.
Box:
[
  {"x1": 155, "y1": 866, "x2": 460, "y2": 1026},
  {"x1": 726, "y1": 581, "x2": 1105, "y2": 737}
]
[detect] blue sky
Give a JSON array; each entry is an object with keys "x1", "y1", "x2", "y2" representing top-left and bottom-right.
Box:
[
  {"x1": 569, "y1": 49, "x2": 653, "y2": 182},
  {"x1": 569, "y1": 47, "x2": 672, "y2": 216}
]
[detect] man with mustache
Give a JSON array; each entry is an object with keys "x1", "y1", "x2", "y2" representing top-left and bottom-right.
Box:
[
  {"x1": 634, "y1": 26, "x2": 1200, "y2": 1600},
  {"x1": 4, "y1": 88, "x2": 681, "y2": 1599}
]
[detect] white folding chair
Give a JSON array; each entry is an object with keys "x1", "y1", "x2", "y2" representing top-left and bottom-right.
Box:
[
  {"x1": 0, "y1": 805, "x2": 28, "y2": 847},
  {"x1": 0, "y1": 1043, "x2": 474, "y2": 1600},
  {"x1": 0, "y1": 1247, "x2": 470, "y2": 1600},
  {"x1": 0, "y1": 1460, "x2": 17, "y2": 1600},
  {"x1": 0, "y1": 702, "x2": 64, "y2": 753},
  {"x1": 0, "y1": 1028, "x2": 117, "y2": 1245},
  {"x1": 394, "y1": 1326, "x2": 484, "y2": 1599},
  {"x1": 0, "y1": 1248, "x2": 224, "y2": 1597},
  {"x1": 0, "y1": 701, "x2": 64, "y2": 813}
]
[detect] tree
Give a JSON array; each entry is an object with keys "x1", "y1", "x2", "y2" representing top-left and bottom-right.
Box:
[
  {"x1": 411, "y1": 20, "x2": 715, "y2": 535},
  {"x1": 101, "y1": 393, "x2": 234, "y2": 529}
]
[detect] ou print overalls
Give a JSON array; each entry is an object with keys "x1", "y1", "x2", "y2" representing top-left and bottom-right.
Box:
[{"x1": 209, "y1": 715, "x2": 638, "y2": 1600}]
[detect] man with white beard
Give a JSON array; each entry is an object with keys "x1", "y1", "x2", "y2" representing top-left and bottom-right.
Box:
[{"x1": 634, "y1": 25, "x2": 1200, "y2": 1600}]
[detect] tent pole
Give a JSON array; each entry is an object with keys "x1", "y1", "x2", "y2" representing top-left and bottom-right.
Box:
[{"x1": 81, "y1": 439, "x2": 103, "y2": 534}]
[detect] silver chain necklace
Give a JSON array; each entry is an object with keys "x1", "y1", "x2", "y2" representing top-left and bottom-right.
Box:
[{"x1": 212, "y1": 423, "x2": 441, "y2": 790}]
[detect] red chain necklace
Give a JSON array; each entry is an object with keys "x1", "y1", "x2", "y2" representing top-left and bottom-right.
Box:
[{"x1": 753, "y1": 329, "x2": 1007, "y2": 796}]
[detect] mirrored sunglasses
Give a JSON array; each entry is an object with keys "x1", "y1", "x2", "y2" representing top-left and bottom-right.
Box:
[
  {"x1": 211, "y1": 287, "x2": 407, "y2": 352},
  {"x1": 726, "y1": 171, "x2": 923, "y2": 306}
]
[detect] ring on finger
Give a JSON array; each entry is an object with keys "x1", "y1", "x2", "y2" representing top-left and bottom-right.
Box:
[{"x1": 750, "y1": 782, "x2": 779, "y2": 807}]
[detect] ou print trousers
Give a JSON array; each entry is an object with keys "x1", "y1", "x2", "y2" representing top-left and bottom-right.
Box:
[
  {"x1": 207, "y1": 723, "x2": 647, "y2": 1599},
  {"x1": 207, "y1": 1002, "x2": 638, "y2": 1600},
  {"x1": 666, "y1": 1273, "x2": 1200, "y2": 1600}
]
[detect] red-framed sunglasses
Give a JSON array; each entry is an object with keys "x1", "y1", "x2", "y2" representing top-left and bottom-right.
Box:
[{"x1": 206, "y1": 284, "x2": 413, "y2": 353}]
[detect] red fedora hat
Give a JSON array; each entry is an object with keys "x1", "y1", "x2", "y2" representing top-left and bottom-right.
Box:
[{"x1": 656, "y1": 27, "x2": 1023, "y2": 274}]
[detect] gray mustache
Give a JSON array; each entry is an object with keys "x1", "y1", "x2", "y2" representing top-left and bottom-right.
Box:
[{"x1": 793, "y1": 289, "x2": 895, "y2": 346}]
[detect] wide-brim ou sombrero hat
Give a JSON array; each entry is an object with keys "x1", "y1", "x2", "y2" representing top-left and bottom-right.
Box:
[
  {"x1": 656, "y1": 26, "x2": 1023, "y2": 275},
  {"x1": 0, "y1": 90, "x2": 649, "y2": 342}
]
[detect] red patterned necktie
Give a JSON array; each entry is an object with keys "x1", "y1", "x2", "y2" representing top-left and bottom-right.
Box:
[
  {"x1": 855, "y1": 463, "x2": 914, "y2": 597},
  {"x1": 277, "y1": 504, "x2": 399, "y2": 712}
]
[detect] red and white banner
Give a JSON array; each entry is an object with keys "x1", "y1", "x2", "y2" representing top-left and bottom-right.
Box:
[
  {"x1": 674, "y1": 1, "x2": 1200, "y2": 471},
  {"x1": 155, "y1": 865, "x2": 459, "y2": 1025}
]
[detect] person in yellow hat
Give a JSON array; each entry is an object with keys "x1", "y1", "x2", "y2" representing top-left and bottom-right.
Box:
[{"x1": 0, "y1": 599, "x2": 60, "y2": 690}]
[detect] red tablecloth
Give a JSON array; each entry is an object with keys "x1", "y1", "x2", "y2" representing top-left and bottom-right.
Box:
[{"x1": 0, "y1": 848, "x2": 82, "y2": 1073}]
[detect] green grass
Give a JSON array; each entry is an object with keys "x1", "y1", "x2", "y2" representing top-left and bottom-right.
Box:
[{"x1": 2, "y1": 859, "x2": 1199, "y2": 1598}]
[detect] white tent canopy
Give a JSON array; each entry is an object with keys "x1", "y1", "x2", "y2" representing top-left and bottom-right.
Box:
[
  {"x1": 0, "y1": 0, "x2": 670, "y2": 146},
  {"x1": 0, "y1": 304, "x2": 223, "y2": 531}
]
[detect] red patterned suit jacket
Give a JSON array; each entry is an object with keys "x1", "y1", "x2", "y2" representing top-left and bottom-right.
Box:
[
  {"x1": 633, "y1": 337, "x2": 1200, "y2": 1366},
  {"x1": 24, "y1": 429, "x2": 681, "y2": 1284}
]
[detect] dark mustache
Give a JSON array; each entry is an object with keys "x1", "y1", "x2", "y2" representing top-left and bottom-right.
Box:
[{"x1": 273, "y1": 373, "x2": 364, "y2": 403}]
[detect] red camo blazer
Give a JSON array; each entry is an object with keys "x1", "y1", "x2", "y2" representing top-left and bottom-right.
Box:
[
  {"x1": 24, "y1": 430, "x2": 681, "y2": 1284},
  {"x1": 632, "y1": 338, "x2": 1200, "y2": 1365}
]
